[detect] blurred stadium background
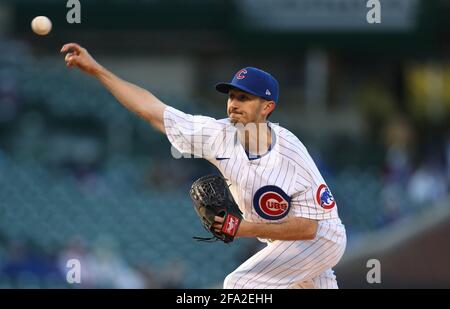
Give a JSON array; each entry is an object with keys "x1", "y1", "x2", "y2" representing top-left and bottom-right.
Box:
[{"x1": 0, "y1": 0, "x2": 449, "y2": 288}]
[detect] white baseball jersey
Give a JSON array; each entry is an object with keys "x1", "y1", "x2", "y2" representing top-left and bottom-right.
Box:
[{"x1": 164, "y1": 106, "x2": 347, "y2": 289}]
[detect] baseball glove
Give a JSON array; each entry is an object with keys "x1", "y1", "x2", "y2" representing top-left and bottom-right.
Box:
[{"x1": 189, "y1": 174, "x2": 243, "y2": 243}]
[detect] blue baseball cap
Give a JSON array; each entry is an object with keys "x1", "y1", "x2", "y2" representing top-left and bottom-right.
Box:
[{"x1": 215, "y1": 67, "x2": 279, "y2": 103}]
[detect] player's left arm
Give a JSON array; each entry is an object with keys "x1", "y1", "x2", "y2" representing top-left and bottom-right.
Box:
[{"x1": 214, "y1": 216, "x2": 318, "y2": 241}]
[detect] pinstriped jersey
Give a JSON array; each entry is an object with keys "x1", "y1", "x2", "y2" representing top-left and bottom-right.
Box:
[{"x1": 164, "y1": 106, "x2": 340, "y2": 223}]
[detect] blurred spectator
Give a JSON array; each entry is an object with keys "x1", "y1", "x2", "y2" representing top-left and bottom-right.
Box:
[
  {"x1": 2, "y1": 240, "x2": 61, "y2": 288},
  {"x1": 159, "y1": 259, "x2": 187, "y2": 289},
  {"x1": 380, "y1": 116, "x2": 415, "y2": 225},
  {"x1": 59, "y1": 236, "x2": 151, "y2": 288},
  {"x1": 134, "y1": 263, "x2": 162, "y2": 289},
  {"x1": 83, "y1": 237, "x2": 146, "y2": 289},
  {"x1": 383, "y1": 116, "x2": 415, "y2": 186},
  {"x1": 407, "y1": 151, "x2": 447, "y2": 208},
  {"x1": 58, "y1": 237, "x2": 95, "y2": 287}
]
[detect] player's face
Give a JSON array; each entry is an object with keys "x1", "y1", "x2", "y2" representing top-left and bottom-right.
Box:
[{"x1": 227, "y1": 89, "x2": 266, "y2": 124}]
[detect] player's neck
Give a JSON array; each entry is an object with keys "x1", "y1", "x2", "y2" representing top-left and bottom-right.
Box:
[{"x1": 237, "y1": 122, "x2": 272, "y2": 156}]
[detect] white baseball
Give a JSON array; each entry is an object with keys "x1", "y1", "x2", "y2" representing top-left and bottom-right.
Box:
[{"x1": 31, "y1": 16, "x2": 52, "y2": 36}]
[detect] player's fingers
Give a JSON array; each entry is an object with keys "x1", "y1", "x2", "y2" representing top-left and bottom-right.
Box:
[
  {"x1": 61, "y1": 43, "x2": 79, "y2": 53},
  {"x1": 214, "y1": 216, "x2": 224, "y2": 223},
  {"x1": 65, "y1": 56, "x2": 75, "y2": 65},
  {"x1": 65, "y1": 54, "x2": 81, "y2": 68},
  {"x1": 60, "y1": 43, "x2": 83, "y2": 54},
  {"x1": 213, "y1": 223, "x2": 223, "y2": 231},
  {"x1": 64, "y1": 52, "x2": 73, "y2": 62}
]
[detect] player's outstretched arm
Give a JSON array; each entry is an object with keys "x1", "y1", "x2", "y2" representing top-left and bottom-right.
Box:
[{"x1": 61, "y1": 43, "x2": 167, "y2": 134}]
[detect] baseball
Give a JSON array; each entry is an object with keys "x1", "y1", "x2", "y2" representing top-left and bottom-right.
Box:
[{"x1": 31, "y1": 16, "x2": 52, "y2": 36}]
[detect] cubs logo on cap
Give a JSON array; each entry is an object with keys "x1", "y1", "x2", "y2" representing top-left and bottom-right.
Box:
[
  {"x1": 316, "y1": 184, "x2": 336, "y2": 209},
  {"x1": 253, "y1": 185, "x2": 291, "y2": 220},
  {"x1": 215, "y1": 67, "x2": 279, "y2": 103},
  {"x1": 235, "y1": 69, "x2": 248, "y2": 80}
]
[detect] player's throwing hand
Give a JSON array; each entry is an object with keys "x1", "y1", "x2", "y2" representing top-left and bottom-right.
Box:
[{"x1": 61, "y1": 43, "x2": 102, "y2": 75}]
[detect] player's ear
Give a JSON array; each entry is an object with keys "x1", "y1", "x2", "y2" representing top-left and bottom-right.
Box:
[{"x1": 263, "y1": 101, "x2": 276, "y2": 116}]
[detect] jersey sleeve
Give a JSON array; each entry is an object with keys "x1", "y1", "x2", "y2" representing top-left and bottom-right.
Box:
[
  {"x1": 290, "y1": 174, "x2": 338, "y2": 220},
  {"x1": 163, "y1": 106, "x2": 220, "y2": 159}
]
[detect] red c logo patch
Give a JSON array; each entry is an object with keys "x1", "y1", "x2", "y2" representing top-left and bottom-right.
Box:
[{"x1": 236, "y1": 69, "x2": 247, "y2": 80}]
